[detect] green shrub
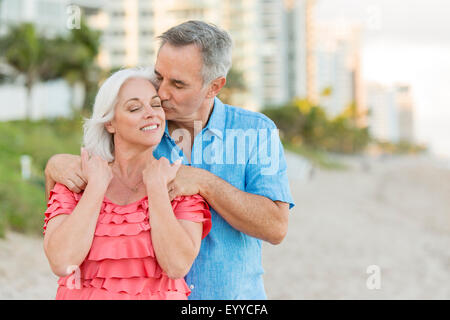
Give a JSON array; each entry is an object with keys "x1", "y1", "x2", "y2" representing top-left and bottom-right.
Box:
[{"x1": 0, "y1": 118, "x2": 83, "y2": 238}]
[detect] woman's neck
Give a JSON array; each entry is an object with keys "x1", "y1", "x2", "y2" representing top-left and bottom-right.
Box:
[{"x1": 111, "y1": 145, "x2": 154, "y2": 180}]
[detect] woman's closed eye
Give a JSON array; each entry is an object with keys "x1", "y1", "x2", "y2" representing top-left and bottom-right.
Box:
[{"x1": 129, "y1": 105, "x2": 141, "y2": 112}]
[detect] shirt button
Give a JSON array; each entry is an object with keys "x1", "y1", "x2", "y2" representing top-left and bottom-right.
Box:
[{"x1": 189, "y1": 284, "x2": 195, "y2": 290}]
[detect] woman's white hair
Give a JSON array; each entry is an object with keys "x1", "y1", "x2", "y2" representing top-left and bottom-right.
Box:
[{"x1": 83, "y1": 67, "x2": 159, "y2": 162}]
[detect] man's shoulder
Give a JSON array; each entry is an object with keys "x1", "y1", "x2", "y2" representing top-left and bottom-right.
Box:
[{"x1": 223, "y1": 103, "x2": 276, "y2": 129}]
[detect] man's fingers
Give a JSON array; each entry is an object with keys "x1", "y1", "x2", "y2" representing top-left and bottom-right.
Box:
[
  {"x1": 66, "y1": 179, "x2": 81, "y2": 193},
  {"x1": 76, "y1": 172, "x2": 88, "y2": 185},
  {"x1": 168, "y1": 188, "x2": 177, "y2": 201},
  {"x1": 71, "y1": 175, "x2": 87, "y2": 191},
  {"x1": 172, "y1": 159, "x2": 182, "y2": 173}
]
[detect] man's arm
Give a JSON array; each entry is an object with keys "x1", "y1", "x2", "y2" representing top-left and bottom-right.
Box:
[
  {"x1": 168, "y1": 166, "x2": 289, "y2": 245},
  {"x1": 45, "y1": 154, "x2": 85, "y2": 200}
]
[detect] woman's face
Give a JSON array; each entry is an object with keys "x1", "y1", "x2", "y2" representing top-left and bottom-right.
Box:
[{"x1": 106, "y1": 77, "x2": 165, "y2": 150}]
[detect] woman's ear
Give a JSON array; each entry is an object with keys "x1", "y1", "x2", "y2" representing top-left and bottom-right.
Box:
[{"x1": 104, "y1": 121, "x2": 115, "y2": 134}]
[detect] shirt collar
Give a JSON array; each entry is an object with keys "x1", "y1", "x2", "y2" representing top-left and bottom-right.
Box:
[{"x1": 203, "y1": 97, "x2": 226, "y2": 139}]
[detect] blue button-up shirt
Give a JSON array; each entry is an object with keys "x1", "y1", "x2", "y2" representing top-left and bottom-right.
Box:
[{"x1": 154, "y1": 97, "x2": 295, "y2": 299}]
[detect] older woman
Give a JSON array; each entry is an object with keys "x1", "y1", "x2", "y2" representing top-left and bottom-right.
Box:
[{"x1": 43, "y1": 68, "x2": 211, "y2": 300}]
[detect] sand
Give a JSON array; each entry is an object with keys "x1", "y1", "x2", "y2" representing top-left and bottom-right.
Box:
[
  {"x1": 1, "y1": 152, "x2": 449, "y2": 299},
  {"x1": 263, "y1": 153, "x2": 450, "y2": 299}
]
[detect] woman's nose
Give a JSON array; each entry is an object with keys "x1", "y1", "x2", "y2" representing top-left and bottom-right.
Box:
[{"x1": 143, "y1": 104, "x2": 157, "y2": 118}]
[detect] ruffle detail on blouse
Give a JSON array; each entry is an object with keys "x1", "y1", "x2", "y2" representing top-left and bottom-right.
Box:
[
  {"x1": 45, "y1": 184, "x2": 211, "y2": 299},
  {"x1": 172, "y1": 194, "x2": 212, "y2": 239},
  {"x1": 97, "y1": 211, "x2": 147, "y2": 224},
  {"x1": 80, "y1": 257, "x2": 162, "y2": 279},
  {"x1": 94, "y1": 221, "x2": 150, "y2": 236},
  {"x1": 58, "y1": 275, "x2": 190, "y2": 297},
  {"x1": 87, "y1": 232, "x2": 155, "y2": 261},
  {"x1": 43, "y1": 183, "x2": 78, "y2": 235}
]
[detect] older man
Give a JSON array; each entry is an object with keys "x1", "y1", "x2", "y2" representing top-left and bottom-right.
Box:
[{"x1": 45, "y1": 20, "x2": 294, "y2": 300}]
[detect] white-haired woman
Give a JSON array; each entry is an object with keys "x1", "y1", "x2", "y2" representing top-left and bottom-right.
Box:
[{"x1": 43, "y1": 68, "x2": 211, "y2": 300}]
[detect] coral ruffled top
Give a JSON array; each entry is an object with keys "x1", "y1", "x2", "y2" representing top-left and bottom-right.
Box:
[{"x1": 43, "y1": 183, "x2": 211, "y2": 300}]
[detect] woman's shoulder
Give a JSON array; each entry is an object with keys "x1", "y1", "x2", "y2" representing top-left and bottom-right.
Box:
[{"x1": 49, "y1": 183, "x2": 81, "y2": 202}]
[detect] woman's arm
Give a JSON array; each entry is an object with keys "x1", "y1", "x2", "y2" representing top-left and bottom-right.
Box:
[
  {"x1": 147, "y1": 188, "x2": 203, "y2": 279},
  {"x1": 143, "y1": 156, "x2": 203, "y2": 279},
  {"x1": 43, "y1": 182, "x2": 107, "y2": 277},
  {"x1": 169, "y1": 166, "x2": 289, "y2": 245},
  {"x1": 43, "y1": 149, "x2": 112, "y2": 277}
]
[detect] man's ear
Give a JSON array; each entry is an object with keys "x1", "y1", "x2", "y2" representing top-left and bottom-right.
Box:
[
  {"x1": 206, "y1": 76, "x2": 226, "y2": 98},
  {"x1": 104, "y1": 121, "x2": 115, "y2": 134}
]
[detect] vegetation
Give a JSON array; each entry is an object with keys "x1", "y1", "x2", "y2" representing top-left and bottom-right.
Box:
[
  {"x1": 218, "y1": 67, "x2": 247, "y2": 105},
  {"x1": 0, "y1": 118, "x2": 83, "y2": 238},
  {"x1": 0, "y1": 20, "x2": 102, "y2": 114},
  {"x1": 262, "y1": 99, "x2": 371, "y2": 156},
  {"x1": 0, "y1": 23, "x2": 61, "y2": 119}
]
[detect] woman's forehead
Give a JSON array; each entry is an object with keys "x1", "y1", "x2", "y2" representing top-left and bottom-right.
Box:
[{"x1": 119, "y1": 78, "x2": 157, "y2": 98}]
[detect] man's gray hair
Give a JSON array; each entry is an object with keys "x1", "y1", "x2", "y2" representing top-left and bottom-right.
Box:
[
  {"x1": 83, "y1": 67, "x2": 158, "y2": 162},
  {"x1": 157, "y1": 20, "x2": 233, "y2": 85}
]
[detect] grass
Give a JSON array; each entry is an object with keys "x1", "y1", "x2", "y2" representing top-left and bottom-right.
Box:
[{"x1": 0, "y1": 118, "x2": 83, "y2": 238}]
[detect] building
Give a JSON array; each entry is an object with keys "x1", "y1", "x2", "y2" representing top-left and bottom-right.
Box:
[
  {"x1": 366, "y1": 82, "x2": 415, "y2": 143},
  {"x1": 314, "y1": 22, "x2": 365, "y2": 124},
  {"x1": 0, "y1": 0, "x2": 313, "y2": 117},
  {"x1": 394, "y1": 84, "x2": 415, "y2": 142},
  {"x1": 96, "y1": 0, "x2": 312, "y2": 111},
  {"x1": 0, "y1": 0, "x2": 104, "y2": 120}
]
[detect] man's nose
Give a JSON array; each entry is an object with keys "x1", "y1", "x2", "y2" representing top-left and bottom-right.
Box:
[{"x1": 157, "y1": 80, "x2": 170, "y2": 101}]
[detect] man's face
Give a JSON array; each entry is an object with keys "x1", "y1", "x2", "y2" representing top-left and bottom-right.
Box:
[{"x1": 155, "y1": 43, "x2": 210, "y2": 122}]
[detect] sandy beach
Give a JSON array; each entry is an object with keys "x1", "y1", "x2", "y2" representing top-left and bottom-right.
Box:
[{"x1": 1, "y1": 152, "x2": 449, "y2": 299}]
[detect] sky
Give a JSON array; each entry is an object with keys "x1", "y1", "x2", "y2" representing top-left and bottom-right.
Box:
[{"x1": 315, "y1": 0, "x2": 450, "y2": 158}]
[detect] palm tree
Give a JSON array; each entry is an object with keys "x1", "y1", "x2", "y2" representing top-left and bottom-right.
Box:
[
  {"x1": 0, "y1": 23, "x2": 57, "y2": 120},
  {"x1": 53, "y1": 19, "x2": 101, "y2": 113}
]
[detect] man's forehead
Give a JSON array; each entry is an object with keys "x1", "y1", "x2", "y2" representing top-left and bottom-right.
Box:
[{"x1": 156, "y1": 44, "x2": 203, "y2": 74}]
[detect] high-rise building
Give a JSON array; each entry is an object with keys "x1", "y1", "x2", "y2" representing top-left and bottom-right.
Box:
[
  {"x1": 314, "y1": 22, "x2": 365, "y2": 123},
  {"x1": 366, "y1": 82, "x2": 415, "y2": 143},
  {"x1": 97, "y1": 0, "x2": 312, "y2": 111},
  {"x1": 285, "y1": 0, "x2": 308, "y2": 101},
  {"x1": 395, "y1": 84, "x2": 415, "y2": 142},
  {"x1": 0, "y1": 0, "x2": 67, "y2": 36},
  {"x1": 0, "y1": 0, "x2": 313, "y2": 113}
]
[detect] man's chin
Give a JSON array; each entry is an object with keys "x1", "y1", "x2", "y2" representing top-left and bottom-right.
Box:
[{"x1": 163, "y1": 109, "x2": 176, "y2": 120}]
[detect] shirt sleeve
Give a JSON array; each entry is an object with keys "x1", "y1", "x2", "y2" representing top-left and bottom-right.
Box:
[
  {"x1": 171, "y1": 194, "x2": 212, "y2": 239},
  {"x1": 43, "y1": 183, "x2": 78, "y2": 235},
  {"x1": 245, "y1": 119, "x2": 295, "y2": 209}
]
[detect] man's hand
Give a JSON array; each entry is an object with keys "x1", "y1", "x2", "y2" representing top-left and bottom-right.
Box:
[
  {"x1": 45, "y1": 153, "x2": 86, "y2": 194},
  {"x1": 167, "y1": 165, "x2": 205, "y2": 200}
]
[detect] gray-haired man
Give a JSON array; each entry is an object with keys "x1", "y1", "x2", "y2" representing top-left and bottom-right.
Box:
[{"x1": 45, "y1": 20, "x2": 294, "y2": 299}]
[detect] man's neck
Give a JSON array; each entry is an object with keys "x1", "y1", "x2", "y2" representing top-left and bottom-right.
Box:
[{"x1": 168, "y1": 98, "x2": 215, "y2": 138}]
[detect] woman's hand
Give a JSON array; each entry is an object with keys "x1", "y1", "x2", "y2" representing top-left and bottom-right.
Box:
[
  {"x1": 143, "y1": 157, "x2": 181, "y2": 193},
  {"x1": 80, "y1": 148, "x2": 113, "y2": 191}
]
